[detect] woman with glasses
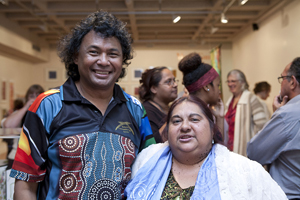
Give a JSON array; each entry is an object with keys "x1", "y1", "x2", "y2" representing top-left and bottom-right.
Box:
[
  {"x1": 225, "y1": 69, "x2": 268, "y2": 156},
  {"x1": 178, "y1": 52, "x2": 226, "y2": 142},
  {"x1": 139, "y1": 67, "x2": 178, "y2": 143}
]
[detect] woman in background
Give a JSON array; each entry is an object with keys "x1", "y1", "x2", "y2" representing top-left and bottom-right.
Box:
[
  {"x1": 178, "y1": 52, "x2": 226, "y2": 142},
  {"x1": 1, "y1": 84, "x2": 44, "y2": 168},
  {"x1": 139, "y1": 67, "x2": 178, "y2": 143},
  {"x1": 2, "y1": 84, "x2": 44, "y2": 128},
  {"x1": 253, "y1": 81, "x2": 271, "y2": 118},
  {"x1": 225, "y1": 70, "x2": 268, "y2": 156}
]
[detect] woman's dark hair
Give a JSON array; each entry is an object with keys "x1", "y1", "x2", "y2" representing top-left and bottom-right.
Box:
[
  {"x1": 253, "y1": 81, "x2": 271, "y2": 94},
  {"x1": 139, "y1": 67, "x2": 168, "y2": 101},
  {"x1": 57, "y1": 11, "x2": 133, "y2": 82},
  {"x1": 227, "y1": 69, "x2": 249, "y2": 90},
  {"x1": 163, "y1": 95, "x2": 223, "y2": 144},
  {"x1": 13, "y1": 99, "x2": 24, "y2": 111},
  {"x1": 25, "y1": 84, "x2": 44, "y2": 102},
  {"x1": 178, "y1": 52, "x2": 213, "y2": 93}
]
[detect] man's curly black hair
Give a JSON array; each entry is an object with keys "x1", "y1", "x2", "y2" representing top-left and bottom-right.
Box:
[{"x1": 57, "y1": 11, "x2": 133, "y2": 81}]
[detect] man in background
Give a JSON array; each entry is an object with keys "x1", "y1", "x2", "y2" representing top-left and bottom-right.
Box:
[
  {"x1": 10, "y1": 11, "x2": 155, "y2": 200},
  {"x1": 247, "y1": 57, "x2": 300, "y2": 199}
]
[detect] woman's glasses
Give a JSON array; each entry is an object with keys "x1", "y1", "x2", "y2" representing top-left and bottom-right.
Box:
[
  {"x1": 162, "y1": 78, "x2": 179, "y2": 86},
  {"x1": 225, "y1": 80, "x2": 240, "y2": 84}
]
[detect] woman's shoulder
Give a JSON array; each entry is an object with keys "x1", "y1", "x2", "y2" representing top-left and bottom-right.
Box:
[
  {"x1": 214, "y1": 144, "x2": 287, "y2": 199},
  {"x1": 131, "y1": 142, "x2": 169, "y2": 178},
  {"x1": 215, "y1": 144, "x2": 263, "y2": 169}
]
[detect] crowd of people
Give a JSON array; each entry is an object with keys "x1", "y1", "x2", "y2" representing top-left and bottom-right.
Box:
[{"x1": 1, "y1": 10, "x2": 298, "y2": 200}]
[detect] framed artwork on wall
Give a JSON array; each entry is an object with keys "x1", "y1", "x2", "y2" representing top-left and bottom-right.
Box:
[
  {"x1": 1, "y1": 80, "x2": 7, "y2": 103},
  {"x1": 132, "y1": 69, "x2": 143, "y2": 81},
  {"x1": 46, "y1": 69, "x2": 58, "y2": 81},
  {"x1": 131, "y1": 85, "x2": 140, "y2": 98}
]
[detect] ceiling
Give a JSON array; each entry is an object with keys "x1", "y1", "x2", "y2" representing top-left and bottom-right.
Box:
[{"x1": 0, "y1": 0, "x2": 288, "y2": 48}]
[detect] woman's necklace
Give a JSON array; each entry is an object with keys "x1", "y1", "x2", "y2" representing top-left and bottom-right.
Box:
[{"x1": 151, "y1": 100, "x2": 166, "y2": 114}]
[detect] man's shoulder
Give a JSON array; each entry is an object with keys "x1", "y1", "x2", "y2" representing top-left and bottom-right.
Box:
[
  {"x1": 29, "y1": 89, "x2": 61, "y2": 113},
  {"x1": 123, "y1": 92, "x2": 143, "y2": 110},
  {"x1": 276, "y1": 95, "x2": 300, "y2": 115}
]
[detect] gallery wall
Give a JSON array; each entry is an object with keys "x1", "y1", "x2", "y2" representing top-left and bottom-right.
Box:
[
  {"x1": 231, "y1": 0, "x2": 300, "y2": 113},
  {"x1": 35, "y1": 46, "x2": 233, "y2": 100}
]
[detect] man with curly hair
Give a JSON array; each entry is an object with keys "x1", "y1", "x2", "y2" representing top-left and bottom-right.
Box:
[
  {"x1": 247, "y1": 57, "x2": 300, "y2": 199},
  {"x1": 10, "y1": 11, "x2": 155, "y2": 200}
]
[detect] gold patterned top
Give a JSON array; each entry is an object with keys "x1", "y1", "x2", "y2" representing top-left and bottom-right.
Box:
[{"x1": 160, "y1": 170, "x2": 195, "y2": 200}]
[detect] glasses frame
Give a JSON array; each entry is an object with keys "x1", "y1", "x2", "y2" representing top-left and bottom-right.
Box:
[
  {"x1": 161, "y1": 78, "x2": 179, "y2": 86},
  {"x1": 225, "y1": 80, "x2": 240, "y2": 84},
  {"x1": 278, "y1": 76, "x2": 292, "y2": 84}
]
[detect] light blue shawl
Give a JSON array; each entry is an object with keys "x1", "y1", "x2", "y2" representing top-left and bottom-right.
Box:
[{"x1": 125, "y1": 145, "x2": 221, "y2": 199}]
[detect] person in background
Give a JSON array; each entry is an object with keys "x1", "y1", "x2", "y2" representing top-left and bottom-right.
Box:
[
  {"x1": 225, "y1": 69, "x2": 268, "y2": 156},
  {"x1": 178, "y1": 52, "x2": 226, "y2": 142},
  {"x1": 125, "y1": 96, "x2": 287, "y2": 200},
  {"x1": 1, "y1": 84, "x2": 44, "y2": 169},
  {"x1": 139, "y1": 67, "x2": 178, "y2": 143},
  {"x1": 10, "y1": 11, "x2": 155, "y2": 200},
  {"x1": 253, "y1": 81, "x2": 271, "y2": 118},
  {"x1": 2, "y1": 84, "x2": 44, "y2": 128},
  {"x1": 247, "y1": 57, "x2": 300, "y2": 199}
]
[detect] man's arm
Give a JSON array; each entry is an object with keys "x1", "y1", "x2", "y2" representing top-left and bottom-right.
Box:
[
  {"x1": 3, "y1": 98, "x2": 35, "y2": 128},
  {"x1": 14, "y1": 179, "x2": 38, "y2": 200},
  {"x1": 247, "y1": 112, "x2": 288, "y2": 164}
]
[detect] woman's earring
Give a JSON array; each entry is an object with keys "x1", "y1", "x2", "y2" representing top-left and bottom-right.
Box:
[
  {"x1": 212, "y1": 139, "x2": 214, "y2": 144},
  {"x1": 207, "y1": 88, "x2": 210, "y2": 91}
]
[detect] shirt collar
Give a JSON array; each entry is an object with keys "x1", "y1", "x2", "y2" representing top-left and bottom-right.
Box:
[{"x1": 62, "y1": 77, "x2": 127, "y2": 103}]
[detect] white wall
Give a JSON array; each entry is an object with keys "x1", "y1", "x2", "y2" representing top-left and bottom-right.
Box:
[
  {"x1": 0, "y1": 52, "x2": 44, "y2": 119},
  {"x1": 36, "y1": 47, "x2": 233, "y2": 101},
  {"x1": 231, "y1": 0, "x2": 300, "y2": 113},
  {"x1": 119, "y1": 48, "x2": 216, "y2": 97}
]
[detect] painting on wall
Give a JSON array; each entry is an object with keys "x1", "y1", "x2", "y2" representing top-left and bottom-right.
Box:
[
  {"x1": 132, "y1": 69, "x2": 143, "y2": 80},
  {"x1": 46, "y1": 69, "x2": 58, "y2": 81},
  {"x1": 130, "y1": 85, "x2": 140, "y2": 98},
  {"x1": 1, "y1": 81, "x2": 6, "y2": 102}
]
